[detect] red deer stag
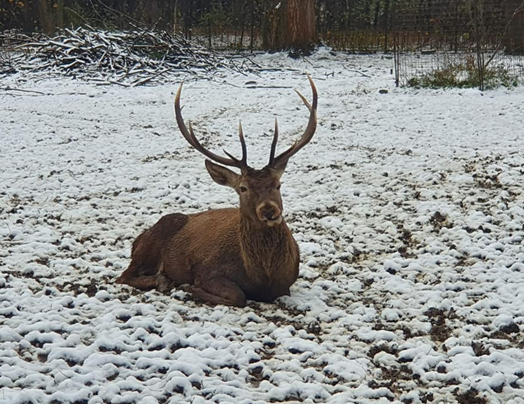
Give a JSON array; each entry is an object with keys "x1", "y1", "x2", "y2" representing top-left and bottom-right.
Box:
[{"x1": 117, "y1": 76, "x2": 318, "y2": 307}]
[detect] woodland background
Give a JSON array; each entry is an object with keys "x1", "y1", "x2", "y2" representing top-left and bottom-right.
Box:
[{"x1": 1, "y1": 0, "x2": 523, "y2": 54}]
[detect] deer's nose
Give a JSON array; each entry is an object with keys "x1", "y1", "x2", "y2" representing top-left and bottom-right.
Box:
[
  {"x1": 263, "y1": 209, "x2": 276, "y2": 220},
  {"x1": 257, "y1": 203, "x2": 281, "y2": 221}
]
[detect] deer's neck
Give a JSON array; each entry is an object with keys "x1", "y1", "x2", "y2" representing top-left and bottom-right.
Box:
[{"x1": 239, "y1": 215, "x2": 294, "y2": 272}]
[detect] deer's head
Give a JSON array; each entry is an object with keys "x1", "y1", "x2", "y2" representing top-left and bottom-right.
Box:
[{"x1": 174, "y1": 77, "x2": 318, "y2": 227}]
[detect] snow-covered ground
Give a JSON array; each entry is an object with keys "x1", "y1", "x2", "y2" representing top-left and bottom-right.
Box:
[{"x1": 1, "y1": 50, "x2": 524, "y2": 404}]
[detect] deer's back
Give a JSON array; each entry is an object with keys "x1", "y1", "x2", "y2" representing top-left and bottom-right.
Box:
[{"x1": 161, "y1": 208, "x2": 244, "y2": 283}]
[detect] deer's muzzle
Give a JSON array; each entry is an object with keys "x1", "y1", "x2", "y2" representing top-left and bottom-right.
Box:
[{"x1": 257, "y1": 202, "x2": 282, "y2": 226}]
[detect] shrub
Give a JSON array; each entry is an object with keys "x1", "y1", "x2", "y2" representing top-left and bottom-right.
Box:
[{"x1": 408, "y1": 57, "x2": 519, "y2": 89}]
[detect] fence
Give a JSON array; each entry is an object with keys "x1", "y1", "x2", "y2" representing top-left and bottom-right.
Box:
[
  {"x1": 2, "y1": 0, "x2": 524, "y2": 89},
  {"x1": 391, "y1": 0, "x2": 524, "y2": 90},
  {"x1": 175, "y1": 0, "x2": 524, "y2": 90}
]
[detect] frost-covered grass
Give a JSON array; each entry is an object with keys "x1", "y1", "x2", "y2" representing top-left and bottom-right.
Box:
[{"x1": 1, "y1": 50, "x2": 524, "y2": 404}]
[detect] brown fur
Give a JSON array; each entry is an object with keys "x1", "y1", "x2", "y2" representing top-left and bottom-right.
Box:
[{"x1": 117, "y1": 168, "x2": 300, "y2": 307}]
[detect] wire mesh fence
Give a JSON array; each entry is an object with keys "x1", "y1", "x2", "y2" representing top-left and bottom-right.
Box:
[
  {"x1": 392, "y1": 0, "x2": 524, "y2": 90},
  {"x1": 185, "y1": 0, "x2": 524, "y2": 90},
  {"x1": 2, "y1": 0, "x2": 524, "y2": 89}
]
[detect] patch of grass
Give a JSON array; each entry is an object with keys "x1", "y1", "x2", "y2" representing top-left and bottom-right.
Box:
[
  {"x1": 484, "y1": 65, "x2": 520, "y2": 89},
  {"x1": 408, "y1": 58, "x2": 519, "y2": 89}
]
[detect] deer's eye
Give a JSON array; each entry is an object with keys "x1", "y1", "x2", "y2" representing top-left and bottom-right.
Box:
[
  {"x1": 240, "y1": 186, "x2": 248, "y2": 193},
  {"x1": 276, "y1": 184, "x2": 281, "y2": 190}
]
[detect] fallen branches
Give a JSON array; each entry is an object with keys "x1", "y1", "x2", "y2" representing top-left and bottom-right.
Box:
[{"x1": 1, "y1": 27, "x2": 251, "y2": 86}]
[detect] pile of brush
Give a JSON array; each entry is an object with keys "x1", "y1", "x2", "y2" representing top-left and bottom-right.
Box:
[{"x1": 1, "y1": 27, "x2": 251, "y2": 86}]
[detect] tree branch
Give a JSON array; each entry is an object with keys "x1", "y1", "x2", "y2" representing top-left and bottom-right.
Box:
[{"x1": 484, "y1": 0, "x2": 524, "y2": 70}]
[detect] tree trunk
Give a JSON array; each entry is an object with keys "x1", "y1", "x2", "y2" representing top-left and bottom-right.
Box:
[
  {"x1": 39, "y1": 0, "x2": 54, "y2": 34},
  {"x1": 384, "y1": 0, "x2": 390, "y2": 52},
  {"x1": 22, "y1": 1, "x2": 37, "y2": 32},
  {"x1": 263, "y1": 0, "x2": 318, "y2": 53}
]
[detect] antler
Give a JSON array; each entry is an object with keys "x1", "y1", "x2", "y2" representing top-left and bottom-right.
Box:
[
  {"x1": 174, "y1": 84, "x2": 248, "y2": 170},
  {"x1": 268, "y1": 75, "x2": 318, "y2": 168}
]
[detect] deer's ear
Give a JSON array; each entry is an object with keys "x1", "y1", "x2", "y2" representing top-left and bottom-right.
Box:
[{"x1": 205, "y1": 160, "x2": 240, "y2": 188}]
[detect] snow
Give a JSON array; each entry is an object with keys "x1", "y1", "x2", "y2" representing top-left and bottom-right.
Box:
[{"x1": 1, "y1": 48, "x2": 524, "y2": 403}]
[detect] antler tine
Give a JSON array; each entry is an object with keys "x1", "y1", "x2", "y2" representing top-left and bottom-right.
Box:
[
  {"x1": 268, "y1": 118, "x2": 279, "y2": 166},
  {"x1": 269, "y1": 75, "x2": 318, "y2": 169},
  {"x1": 223, "y1": 121, "x2": 248, "y2": 168},
  {"x1": 174, "y1": 84, "x2": 248, "y2": 169},
  {"x1": 238, "y1": 121, "x2": 248, "y2": 166}
]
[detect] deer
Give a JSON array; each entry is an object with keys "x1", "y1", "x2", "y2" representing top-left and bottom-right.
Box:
[{"x1": 116, "y1": 76, "x2": 318, "y2": 307}]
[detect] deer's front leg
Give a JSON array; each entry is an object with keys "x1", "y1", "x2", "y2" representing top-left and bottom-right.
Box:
[
  {"x1": 190, "y1": 277, "x2": 247, "y2": 307},
  {"x1": 116, "y1": 273, "x2": 157, "y2": 290}
]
